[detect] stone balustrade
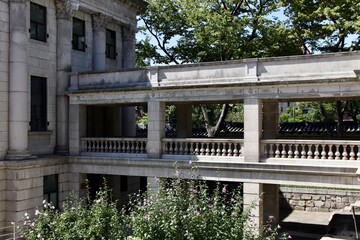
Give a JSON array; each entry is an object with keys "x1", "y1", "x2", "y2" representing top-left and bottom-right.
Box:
[
  {"x1": 81, "y1": 138, "x2": 147, "y2": 154},
  {"x1": 162, "y1": 138, "x2": 244, "y2": 157},
  {"x1": 261, "y1": 139, "x2": 360, "y2": 160}
]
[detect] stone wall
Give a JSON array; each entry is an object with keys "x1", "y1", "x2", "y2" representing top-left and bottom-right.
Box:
[
  {"x1": 280, "y1": 186, "x2": 360, "y2": 212},
  {"x1": 0, "y1": 0, "x2": 9, "y2": 160}
]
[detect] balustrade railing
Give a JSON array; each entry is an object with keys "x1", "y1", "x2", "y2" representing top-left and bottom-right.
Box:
[
  {"x1": 261, "y1": 140, "x2": 360, "y2": 160},
  {"x1": 0, "y1": 224, "x2": 19, "y2": 240},
  {"x1": 81, "y1": 138, "x2": 147, "y2": 154},
  {"x1": 163, "y1": 138, "x2": 244, "y2": 157}
]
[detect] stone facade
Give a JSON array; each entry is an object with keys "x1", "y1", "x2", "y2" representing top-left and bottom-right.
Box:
[
  {"x1": 280, "y1": 187, "x2": 360, "y2": 212},
  {"x1": 0, "y1": 0, "x2": 144, "y2": 229}
]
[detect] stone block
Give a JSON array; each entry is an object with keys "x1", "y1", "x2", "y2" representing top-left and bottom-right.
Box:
[{"x1": 302, "y1": 194, "x2": 312, "y2": 200}]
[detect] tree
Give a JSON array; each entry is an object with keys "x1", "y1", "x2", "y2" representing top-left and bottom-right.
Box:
[
  {"x1": 138, "y1": 0, "x2": 302, "y2": 136},
  {"x1": 281, "y1": 0, "x2": 360, "y2": 52}
]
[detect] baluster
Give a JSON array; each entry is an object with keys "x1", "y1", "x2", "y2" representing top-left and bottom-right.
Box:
[
  {"x1": 97, "y1": 140, "x2": 101, "y2": 152},
  {"x1": 269, "y1": 144, "x2": 275, "y2": 158},
  {"x1": 287, "y1": 144, "x2": 293, "y2": 158},
  {"x1": 174, "y1": 142, "x2": 179, "y2": 155},
  {"x1": 109, "y1": 141, "x2": 114, "y2": 152},
  {"x1": 211, "y1": 143, "x2": 216, "y2": 156},
  {"x1": 91, "y1": 140, "x2": 95, "y2": 152},
  {"x1": 195, "y1": 143, "x2": 200, "y2": 155},
  {"x1": 227, "y1": 143, "x2": 233, "y2": 156},
  {"x1": 117, "y1": 140, "x2": 121, "y2": 153},
  {"x1": 342, "y1": 145, "x2": 348, "y2": 160},
  {"x1": 349, "y1": 145, "x2": 355, "y2": 160},
  {"x1": 281, "y1": 144, "x2": 287, "y2": 158},
  {"x1": 200, "y1": 143, "x2": 205, "y2": 155},
  {"x1": 81, "y1": 140, "x2": 86, "y2": 152},
  {"x1": 189, "y1": 142, "x2": 194, "y2": 155},
  {"x1": 184, "y1": 142, "x2": 189, "y2": 155},
  {"x1": 328, "y1": 144, "x2": 334, "y2": 160},
  {"x1": 321, "y1": 144, "x2": 327, "y2": 159},
  {"x1": 307, "y1": 144, "x2": 313, "y2": 159},
  {"x1": 275, "y1": 144, "x2": 280, "y2": 158},
  {"x1": 357, "y1": 145, "x2": 360, "y2": 160},
  {"x1": 294, "y1": 144, "x2": 299, "y2": 158},
  {"x1": 205, "y1": 143, "x2": 211, "y2": 155},
  {"x1": 300, "y1": 144, "x2": 307, "y2": 159},
  {"x1": 135, "y1": 141, "x2": 139, "y2": 153},
  {"x1": 314, "y1": 144, "x2": 320, "y2": 159},
  {"x1": 263, "y1": 144, "x2": 269, "y2": 158},
  {"x1": 233, "y1": 143, "x2": 239, "y2": 157},
  {"x1": 222, "y1": 142, "x2": 227, "y2": 156},
  {"x1": 335, "y1": 145, "x2": 341, "y2": 160},
  {"x1": 120, "y1": 141, "x2": 124, "y2": 153},
  {"x1": 216, "y1": 143, "x2": 221, "y2": 156}
]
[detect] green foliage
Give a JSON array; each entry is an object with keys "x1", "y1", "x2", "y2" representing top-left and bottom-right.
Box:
[
  {"x1": 125, "y1": 166, "x2": 289, "y2": 240},
  {"x1": 137, "y1": 0, "x2": 301, "y2": 66},
  {"x1": 281, "y1": 0, "x2": 360, "y2": 52},
  {"x1": 20, "y1": 183, "x2": 126, "y2": 240}
]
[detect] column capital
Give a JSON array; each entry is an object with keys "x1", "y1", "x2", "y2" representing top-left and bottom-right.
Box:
[
  {"x1": 92, "y1": 13, "x2": 112, "y2": 31},
  {"x1": 122, "y1": 24, "x2": 136, "y2": 41},
  {"x1": 55, "y1": 0, "x2": 79, "y2": 19}
]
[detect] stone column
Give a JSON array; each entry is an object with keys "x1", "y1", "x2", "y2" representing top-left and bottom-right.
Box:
[
  {"x1": 55, "y1": 0, "x2": 78, "y2": 155},
  {"x1": 122, "y1": 25, "x2": 136, "y2": 68},
  {"x1": 147, "y1": 101, "x2": 165, "y2": 158},
  {"x1": 121, "y1": 107, "x2": 136, "y2": 137},
  {"x1": 176, "y1": 104, "x2": 192, "y2": 138},
  {"x1": 243, "y1": 97, "x2": 262, "y2": 162},
  {"x1": 263, "y1": 100, "x2": 278, "y2": 139},
  {"x1": 69, "y1": 104, "x2": 86, "y2": 155},
  {"x1": 243, "y1": 183, "x2": 264, "y2": 232},
  {"x1": 6, "y1": 0, "x2": 31, "y2": 160},
  {"x1": 262, "y1": 184, "x2": 279, "y2": 225},
  {"x1": 92, "y1": 13, "x2": 111, "y2": 71}
]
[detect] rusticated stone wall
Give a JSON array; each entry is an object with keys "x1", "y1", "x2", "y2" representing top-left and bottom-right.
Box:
[{"x1": 280, "y1": 186, "x2": 360, "y2": 212}]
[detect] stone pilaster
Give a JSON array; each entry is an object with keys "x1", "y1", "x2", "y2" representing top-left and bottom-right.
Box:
[
  {"x1": 122, "y1": 24, "x2": 136, "y2": 68},
  {"x1": 6, "y1": 0, "x2": 31, "y2": 160},
  {"x1": 147, "y1": 101, "x2": 165, "y2": 159},
  {"x1": 92, "y1": 13, "x2": 112, "y2": 71},
  {"x1": 243, "y1": 183, "x2": 264, "y2": 233},
  {"x1": 243, "y1": 97, "x2": 262, "y2": 162},
  {"x1": 55, "y1": 0, "x2": 78, "y2": 155},
  {"x1": 262, "y1": 184, "x2": 279, "y2": 225},
  {"x1": 69, "y1": 104, "x2": 86, "y2": 155}
]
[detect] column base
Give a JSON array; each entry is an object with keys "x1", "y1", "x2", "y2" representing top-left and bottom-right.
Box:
[
  {"x1": 5, "y1": 150, "x2": 36, "y2": 160},
  {"x1": 54, "y1": 146, "x2": 69, "y2": 155}
]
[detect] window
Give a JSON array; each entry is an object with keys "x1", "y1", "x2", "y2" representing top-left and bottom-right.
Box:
[
  {"x1": 72, "y1": 18, "x2": 86, "y2": 51},
  {"x1": 43, "y1": 175, "x2": 58, "y2": 209},
  {"x1": 30, "y1": 2, "x2": 47, "y2": 42},
  {"x1": 120, "y1": 175, "x2": 128, "y2": 192},
  {"x1": 106, "y1": 29, "x2": 116, "y2": 59},
  {"x1": 31, "y1": 76, "x2": 47, "y2": 131}
]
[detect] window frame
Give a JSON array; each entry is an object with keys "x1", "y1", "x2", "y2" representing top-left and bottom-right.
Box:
[
  {"x1": 30, "y1": 76, "x2": 47, "y2": 131},
  {"x1": 106, "y1": 29, "x2": 116, "y2": 59},
  {"x1": 30, "y1": 2, "x2": 47, "y2": 42},
  {"x1": 72, "y1": 17, "x2": 86, "y2": 51}
]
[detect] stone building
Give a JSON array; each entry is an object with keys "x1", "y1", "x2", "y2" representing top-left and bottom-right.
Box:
[{"x1": 1, "y1": 0, "x2": 360, "y2": 234}]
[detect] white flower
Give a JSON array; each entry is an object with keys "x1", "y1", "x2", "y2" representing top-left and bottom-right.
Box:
[{"x1": 35, "y1": 209, "x2": 41, "y2": 216}]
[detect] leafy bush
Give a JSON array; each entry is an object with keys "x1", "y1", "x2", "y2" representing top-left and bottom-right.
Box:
[
  {"x1": 125, "y1": 170, "x2": 289, "y2": 240},
  {"x1": 20, "y1": 183, "x2": 126, "y2": 240}
]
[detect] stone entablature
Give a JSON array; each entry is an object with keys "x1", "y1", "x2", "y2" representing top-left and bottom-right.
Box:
[{"x1": 280, "y1": 186, "x2": 360, "y2": 212}]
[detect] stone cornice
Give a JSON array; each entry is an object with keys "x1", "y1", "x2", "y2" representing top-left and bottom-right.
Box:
[
  {"x1": 55, "y1": 0, "x2": 80, "y2": 19},
  {"x1": 9, "y1": 0, "x2": 28, "y2": 4}
]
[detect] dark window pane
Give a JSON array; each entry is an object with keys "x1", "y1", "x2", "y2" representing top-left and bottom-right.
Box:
[
  {"x1": 106, "y1": 29, "x2": 116, "y2": 59},
  {"x1": 31, "y1": 76, "x2": 47, "y2": 131},
  {"x1": 30, "y1": 2, "x2": 47, "y2": 42},
  {"x1": 44, "y1": 175, "x2": 58, "y2": 209},
  {"x1": 72, "y1": 18, "x2": 85, "y2": 51}
]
